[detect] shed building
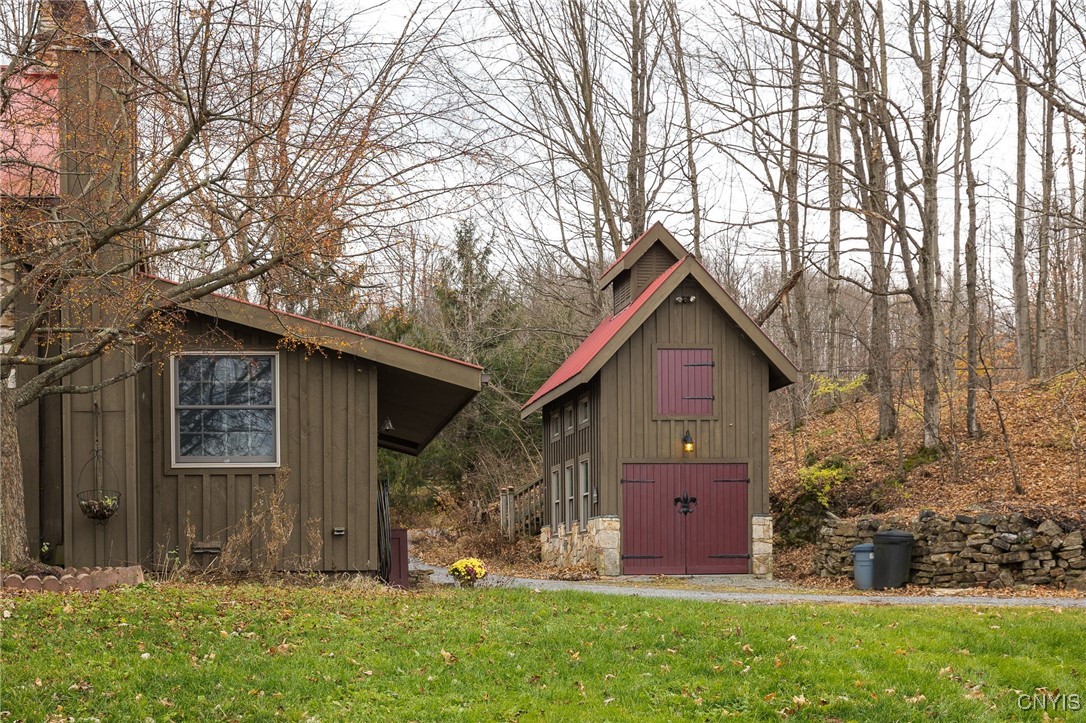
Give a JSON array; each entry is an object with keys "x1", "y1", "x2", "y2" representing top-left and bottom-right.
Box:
[
  {"x1": 4, "y1": 1, "x2": 483, "y2": 575},
  {"x1": 521, "y1": 223, "x2": 797, "y2": 576}
]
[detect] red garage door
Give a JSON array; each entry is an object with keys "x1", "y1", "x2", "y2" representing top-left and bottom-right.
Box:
[{"x1": 621, "y1": 463, "x2": 749, "y2": 575}]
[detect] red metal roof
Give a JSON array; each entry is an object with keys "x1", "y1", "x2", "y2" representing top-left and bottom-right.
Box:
[
  {"x1": 523, "y1": 257, "x2": 686, "y2": 410},
  {"x1": 142, "y1": 273, "x2": 484, "y2": 371}
]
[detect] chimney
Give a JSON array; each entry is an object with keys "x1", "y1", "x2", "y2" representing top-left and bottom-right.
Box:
[{"x1": 36, "y1": 0, "x2": 97, "y2": 41}]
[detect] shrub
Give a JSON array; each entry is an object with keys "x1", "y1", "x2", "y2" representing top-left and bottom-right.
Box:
[{"x1": 797, "y1": 456, "x2": 853, "y2": 508}]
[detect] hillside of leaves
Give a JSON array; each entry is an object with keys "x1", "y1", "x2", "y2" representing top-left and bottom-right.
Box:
[{"x1": 770, "y1": 370, "x2": 1086, "y2": 543}]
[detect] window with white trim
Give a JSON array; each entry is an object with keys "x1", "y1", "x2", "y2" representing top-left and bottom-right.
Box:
[
  {"x1": 565, "y1": 462, "x2": 575, "y2": 529},
  {"x1": 578, "y1": 457, "x2": 590, "y2": 529},
  {"x1": 551, "y1": 467, "x2": 561, "y2": 530},
  {"x1": 173, "y1": 353, "x2": 278, "y2": 465}
]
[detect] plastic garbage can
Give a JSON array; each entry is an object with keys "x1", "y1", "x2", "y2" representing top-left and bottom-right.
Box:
[
  {"x1": 873, "y1": 529, "x2": 915, "y2": 589},
  {"x1": 852, "y1": 542, "x2": 875, "y2": 590}
]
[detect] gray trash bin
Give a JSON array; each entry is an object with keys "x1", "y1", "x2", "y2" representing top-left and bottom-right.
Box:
[
  {"x1": 873, "y1": 529, "x2": 914, "y2": 589},
  {"x1": 852, "y1": 543, "x2": 875, "y2": 590}
]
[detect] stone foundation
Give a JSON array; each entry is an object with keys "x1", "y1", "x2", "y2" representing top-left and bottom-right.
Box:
[
  {"x1": 540, "y1": 515, "x2": 621, "y2": 576},
  {"x1": 815, "y1": 512, "x2": 1086, "y2": 589},
  {"x1": 752, "y1": 514, "x2": 773, "y2": 578}
]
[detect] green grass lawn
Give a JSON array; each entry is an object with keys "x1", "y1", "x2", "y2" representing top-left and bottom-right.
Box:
[{"x1": 2, "y1": 583, "x2": 1083, "y2": 721}]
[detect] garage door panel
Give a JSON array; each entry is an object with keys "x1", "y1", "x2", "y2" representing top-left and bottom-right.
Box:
[
  {"x1": 621, "y1": 464, "x2": 685, "y2": 574},
  {"x1": 623, "y1": 462, "x2": 749, "y2": 575}
]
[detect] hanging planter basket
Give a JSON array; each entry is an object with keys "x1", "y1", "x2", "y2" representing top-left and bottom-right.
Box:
[{"x1": 78, "y1": 489, "x2": 121, "y2": 524}]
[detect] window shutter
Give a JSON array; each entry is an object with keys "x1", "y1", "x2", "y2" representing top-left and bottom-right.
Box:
[{"x1": 657, "y1": 348, "x2": 714, "y2": 416}]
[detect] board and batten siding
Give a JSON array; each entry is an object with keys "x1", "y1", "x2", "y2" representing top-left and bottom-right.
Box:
[
  {"x1": 596, "y1": 279, "x2": 770, "y2": 524},
  {"x1": 31, "y1": 302, "x2": 140, "y2": 569},
  {"x1": 139, "y1": 316, "x2": 379, "y2": 572},
  {"x1": 540, "y1": 378, "x2": 600, "y2": 532}
]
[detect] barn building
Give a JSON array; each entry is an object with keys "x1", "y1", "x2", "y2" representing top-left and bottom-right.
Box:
[{"x1": 521, "y1": 224, "x2": 797, "y2": 576}]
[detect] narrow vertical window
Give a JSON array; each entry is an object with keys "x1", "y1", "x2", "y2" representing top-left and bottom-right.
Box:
[
  {"x1": 579, "y1": 457, "x2": 590, "y2": 528},
  {"x1": 564, "y1": 404, "x2": 575, "y2": 434},
  {"x1": 578, "y1": 396, "x2": 589, "y2": 426},
  {"x1": 565, "y1": 463, "x2": 575, "y2": 530},
  {"x1": 551, "y1": 468, "x2": 561, "y2": 531},
  {"x1": 550, "y1": 411, "x2": 560, "y2": 441}
]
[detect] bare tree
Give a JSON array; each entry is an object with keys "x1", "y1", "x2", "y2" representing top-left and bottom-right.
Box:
[{"x1": 0, "y1": 0, "x2": 480, "y2": 568}]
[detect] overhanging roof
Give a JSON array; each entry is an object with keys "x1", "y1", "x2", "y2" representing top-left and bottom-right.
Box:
[
  {"x1": 521, "y1": 254, "x2": 798, "y2": 418},
  {"x1": 146, "y1": 276, "x2": 482, "y2": 456}
]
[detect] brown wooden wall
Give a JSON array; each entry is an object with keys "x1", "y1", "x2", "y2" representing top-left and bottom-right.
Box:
[
  {"x1": 541, "y1": 378, "x2": 599, "y2": 531},
  {"x1": 25, "y1": 313, "x2": 380, "y2": 572},
  {"x1": 595, "y1": 277, "x2": 771, "y2": 523},
  {"x1": 139, "y1": 316, "x2": 379, "y2": 572}
]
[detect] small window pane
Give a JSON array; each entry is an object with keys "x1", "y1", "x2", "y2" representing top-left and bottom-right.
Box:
[{"x1": 250, "y1": 381, "x2": 273, "y2": 406}]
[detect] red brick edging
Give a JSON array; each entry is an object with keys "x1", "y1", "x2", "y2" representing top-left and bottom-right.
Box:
[{"x1": 1, "y1": 565, "x2": 144, "y2": 593}]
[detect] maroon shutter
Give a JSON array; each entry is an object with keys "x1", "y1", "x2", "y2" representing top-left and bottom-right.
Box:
[{"x1": 657, "y1": 348, "x2": 714, "y2": 416}]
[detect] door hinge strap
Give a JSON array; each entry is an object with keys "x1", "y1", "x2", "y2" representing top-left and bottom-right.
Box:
[
  {"x1": 621, "y1": 555, "x2": 664, "y2": 560},
  {"x1": 682, "y1": 395, "x2": 715, "y2": 400},
  {"x1": 707, "y1": 554, "x2": 751, "y2": 559},
  {"x1": 620, "y1": 479, "x2": 656, "y2": 484},
  {"x1": 712, "y1": 479, "x2": 751, "y2": 484},
  {"x1": 683, "y1": 362, "x2": 715, "y2": 367}
]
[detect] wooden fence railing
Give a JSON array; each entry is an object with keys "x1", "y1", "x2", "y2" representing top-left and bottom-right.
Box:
[{"x1": 499, "y1": 478, "x2": 545, "y2": 540}]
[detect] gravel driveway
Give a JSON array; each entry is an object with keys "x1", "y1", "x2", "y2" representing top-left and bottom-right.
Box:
[{"x1": 410, "y1": 560, "x2": 1086, "y2": 608}]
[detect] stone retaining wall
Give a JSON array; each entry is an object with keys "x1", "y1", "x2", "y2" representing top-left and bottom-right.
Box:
[
  {"x1": 541, "y1": 516, "x2": 621, "y2": 576},
  {"x1": 1, "y1": 565, "x2": 144, "y2": 593},
  {"x1": 814, "y1": 512, "x2": 1086, "y2": 589}
]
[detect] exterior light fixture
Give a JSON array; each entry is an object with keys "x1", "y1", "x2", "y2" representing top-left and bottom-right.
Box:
[
  {"x1": 380, "y1": 417, "x2": 395, "y2": 433},
  {"x1": 673, "y1": 294, "x2": 697, "y2": 304},
  {"x1": 682, "y1": 430, "x2": 695, "y2": 453}
]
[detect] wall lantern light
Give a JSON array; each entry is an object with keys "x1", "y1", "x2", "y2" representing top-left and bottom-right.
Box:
[
  {"x1": 682, "y1": 430, "x2": 695, "y2": 453},
  {"x1": 381, "y1": 417, "x2": 395, "y2": 433}
]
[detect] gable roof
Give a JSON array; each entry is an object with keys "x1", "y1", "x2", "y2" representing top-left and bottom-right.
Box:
[
  {"x1": 521, "y1": 254, "x2": 798, "y2": 418},
  {"x1": 598, "y1": 221, "x2": 688, "y2": 289},
  {"x1": 146, "y1": 275, "x2": 483, "y2": 455}
]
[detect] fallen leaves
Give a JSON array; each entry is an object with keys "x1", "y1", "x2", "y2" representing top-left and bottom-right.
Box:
[{"x1": 440, "y1": 649, "x2": 457, "y2": 665}]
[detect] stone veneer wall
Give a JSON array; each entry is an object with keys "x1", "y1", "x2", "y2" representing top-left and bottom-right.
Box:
[
  {"x1": 814, "y1": 512, "x2": 1086, "y2": 589},
  {"x1": 540, "y1": 516, "x2": 621, "y2": 576},
  {"x1": 543, "y1": 514, "x2": 774, "y2": 578},
  {"x1": 752, "y1": 514, "x2": 773, "y2": 577}
]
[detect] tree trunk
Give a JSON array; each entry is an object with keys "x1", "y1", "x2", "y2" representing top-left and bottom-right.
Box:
[
  {"x1": 823, "y1": 0, "x2": 843, "y2": 383},
  {"x1": 1010, "y1": 0, "x2": 1034, "y2": 378},
  {"x1": 958, "y1": 0, "x2": 981, "y2": 437},
  {"x1": 917, "y1": 0, "x2": 941, "y2": 449},
  {"x1": 665, "y1": 1, "x2": 702, "y2": 259},
  {"x1": 626, "y1": 0, "x2": 649, "y2": 241},
  {"x1": 1035, "y1": 0, "x2": 1057, "y2": 376},
  {"x1": 786, "y1": 6, "x2": 814, "y2": 386},
  {"x1": 848, "y1": 0, "x2": 896, "y2": 438},
  {"x1": 1, "y1": 386, "x2": 30, "y2": 570}
]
